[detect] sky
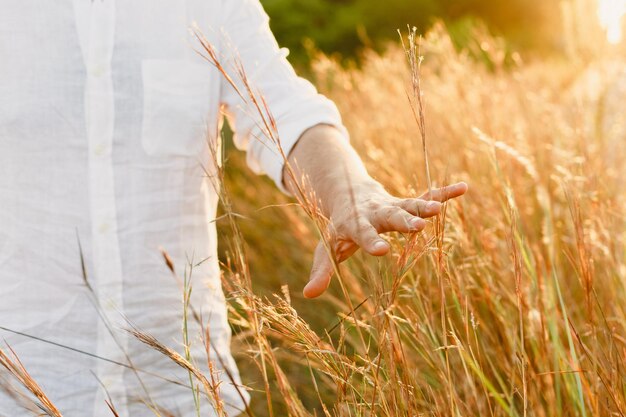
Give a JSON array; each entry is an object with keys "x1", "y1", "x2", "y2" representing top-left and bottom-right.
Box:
[{"x1": 598, "y1": 0, "x2": 626, "y2": 43}]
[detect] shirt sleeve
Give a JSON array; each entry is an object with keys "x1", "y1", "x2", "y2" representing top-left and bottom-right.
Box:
[{"x1": 217, "y1": 0, "x2": 350, "y2": 194}]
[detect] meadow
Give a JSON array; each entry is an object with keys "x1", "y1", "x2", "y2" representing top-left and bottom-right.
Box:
[
  {"x1": 2, "y1": 20, "x2": 625, "y2": 417},
  {"x1": 215, "y1": 24, "x2": 626, "y2": 416}
]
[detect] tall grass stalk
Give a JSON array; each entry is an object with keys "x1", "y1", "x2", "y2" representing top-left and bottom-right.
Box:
[{"x1": 1, "y1": 22, "x2": 625, "y2": 417}]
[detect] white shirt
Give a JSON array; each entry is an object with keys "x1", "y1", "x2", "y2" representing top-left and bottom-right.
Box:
[{"x1": 0, "y1": 1, "x2": 346, "y2": 416}]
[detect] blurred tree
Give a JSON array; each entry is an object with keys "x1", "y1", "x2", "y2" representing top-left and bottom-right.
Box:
[
  {"x1": 440, "y1": 0, "x2": 562, "y2": 49},
  {"x1": 261, "y1": 0, "x2": 564, "y2": 66},
  {"x1": 261, "y1": 0, "x2": 365, "y2": 64}
]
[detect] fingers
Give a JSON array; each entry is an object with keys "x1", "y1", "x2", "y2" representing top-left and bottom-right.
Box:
[
  {"x1": 303, "y1": 241, "x2": 334, "y2": 298},
  {"x1": 372, "y1": 206, "x2": 426, "y2": 234},
  {"x1": 303, "y1": 222, "x2": 386, "y2": 298},
  {"x1": 396, "y1": 199, "x2": 442, "y2": 218},
  {"x1": 396, "y1": 182, "x2": 468, "y2": 217},
  {"x1": 351, "y1": 221, "x2": 390, "y2": 256},
  {"x1": 419, "y1": 182, "x2": 468, "y2": 202},
  {"x1": 303, "y1": 182, "x2": 468, "y2": 299}
]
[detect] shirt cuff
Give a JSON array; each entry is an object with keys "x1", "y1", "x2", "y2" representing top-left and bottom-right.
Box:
[{"x1": 247, "y1": 99, "x2": 350, "y2": 195}]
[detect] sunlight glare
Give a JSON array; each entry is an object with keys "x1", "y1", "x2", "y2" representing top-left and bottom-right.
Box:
[{"x1": 598, "y1": 0, "x2": 626, "y2": 43}]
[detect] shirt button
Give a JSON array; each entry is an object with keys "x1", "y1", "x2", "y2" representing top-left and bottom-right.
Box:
[
  {"x1": 90, "y1": 64, "x2": 106, "y2": 78},
  {"x1": 98, "y1": 222, "x2": 110, "y2": 234},
  {"x1": 104, "y1": 299, "x2": 116, "y2": 312},
  {"x1": 94, "y1": 143, "x2": 108, "y2": 156}
]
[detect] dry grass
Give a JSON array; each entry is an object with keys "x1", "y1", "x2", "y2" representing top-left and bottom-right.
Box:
[
  {"x1": 0, "y1": 346, "x2": 63, "y2": 416},
  {"x1": 1, "y1": 22, "x2": 625, "y2": 417},
  {"x1": 217, "y1": 24, "x2": 626, "y2": 416}
]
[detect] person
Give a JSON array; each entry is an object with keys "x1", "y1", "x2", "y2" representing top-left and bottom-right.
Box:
[{"x1": 0, "y1": 1, "x2": 467, "y2": 416}]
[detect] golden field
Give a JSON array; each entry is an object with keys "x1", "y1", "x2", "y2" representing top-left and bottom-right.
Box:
[
  {"x1": 217, "y1": 25, "x2": 626, "y2": 416},
  {"x1": 2, "y1": 21, "x2": 625, "y2": 417}
]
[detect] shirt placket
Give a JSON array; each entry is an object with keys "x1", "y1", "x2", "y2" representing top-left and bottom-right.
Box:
[{"x1": 76, "y1": 1, "x2": 129, "y2": 415}]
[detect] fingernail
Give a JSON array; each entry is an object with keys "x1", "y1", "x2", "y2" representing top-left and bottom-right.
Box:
[
  {"x1": 410, "y1": 218, "x2": 425, "y2": 229},
  {"x1": 303, "y1": 283, "x2": 314, "y2": 298},
  {"x1": 373, "y1": 240, "x2": 388, "y2": 251}
]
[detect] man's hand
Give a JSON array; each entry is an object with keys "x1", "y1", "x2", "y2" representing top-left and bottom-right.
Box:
[
  {"x1": 284, "y1": 124, "x2": 468, "y2": 299},
  {"x1": 303, "y1": 181, "x2": 467, "y2": 298}
]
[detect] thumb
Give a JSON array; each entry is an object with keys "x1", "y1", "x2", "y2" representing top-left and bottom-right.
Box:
[{"x1": 303, "y1": 240, "x2": 334, "y2": 299}]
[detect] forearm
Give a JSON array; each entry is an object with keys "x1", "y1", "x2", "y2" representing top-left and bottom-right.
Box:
[
  {"x1": 283, "y1": 125, "x2": 467, "y2": 298},
  {"x1": 283, "y1": 124, "x2": 382, "y2": 215}
]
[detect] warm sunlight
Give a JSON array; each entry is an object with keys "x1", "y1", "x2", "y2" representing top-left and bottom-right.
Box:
[{"x1": 598, "y1": 0, "x2": 626, "y2": 43}]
